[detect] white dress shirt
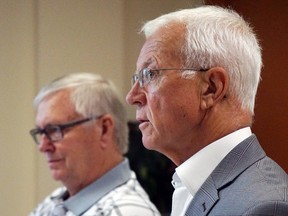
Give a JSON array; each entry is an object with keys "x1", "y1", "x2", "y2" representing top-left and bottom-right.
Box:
[{"x1": 171, "y1": 127, "x2": 252, "y2": 216}]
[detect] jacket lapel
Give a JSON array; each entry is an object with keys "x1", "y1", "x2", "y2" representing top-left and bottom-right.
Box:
[
  {"x1": 185, "y1": 135, "x2": 266, "y2": 216},
  {"x1": 185, "y1": 176, "x2": 219, "y2": 216}
]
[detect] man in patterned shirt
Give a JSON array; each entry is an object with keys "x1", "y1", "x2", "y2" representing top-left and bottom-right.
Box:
[{"x1": 29, "y1": 73, "x2": 160, "y2": 216}]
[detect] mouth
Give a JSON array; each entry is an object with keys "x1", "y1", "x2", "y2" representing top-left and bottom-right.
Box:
[
  {"x1": 47, "y1": 158, "x2": 63, "y2": 167},
  {"x1": 137, "y1": 117, "x2": 148, "y2": 124},
  {"x1": 137, "y1": 118, "x2": 150, "y2": 130},
  {"x1": 48, "y1": 158, "x2": 61, "y2": 163}
]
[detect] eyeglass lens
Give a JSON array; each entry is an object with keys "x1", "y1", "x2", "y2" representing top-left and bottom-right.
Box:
[
  {"x1": 30, "y1": 116, "x2": 102, "y2": 145},
  {"x1": 33, "y1": 126, "x2": 63, "y2": 144}
]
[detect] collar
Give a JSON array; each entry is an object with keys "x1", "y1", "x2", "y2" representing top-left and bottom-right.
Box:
[
  {"x1": 55, "y1": 158, "x2": 131, "y2": 215},
  {"x1": 174, "y1": 127, "x2": 252, "y2": 196}
]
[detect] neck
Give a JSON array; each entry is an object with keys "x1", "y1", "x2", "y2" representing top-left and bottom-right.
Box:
[
  {"x1": 172, "y1": 104, "x2": 252, "y2": 166},
  {"x1": 65, "y1": 154, "x2": 124, "y2": 196}
]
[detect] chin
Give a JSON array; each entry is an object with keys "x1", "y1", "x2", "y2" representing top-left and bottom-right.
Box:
[
  {"x1": 142, "y1": 138, "x2": 158, "y2": 151},
  {"x1": 51, "y1": 170, "x2": 66, "y2": 182},
  {"x1": 143, "y1": 143, "x2": 155, "y2": 150},
  {"x1": 142, "y1": 136, "x2": 150, "y2": 147}
]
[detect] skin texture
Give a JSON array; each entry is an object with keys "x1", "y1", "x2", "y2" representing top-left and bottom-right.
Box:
[
  {"x1": 126, "y1": 24, "x2": 252, "y2": 166},
  {"x1": 35, "y1": 89, "x2": 123, "y2": 196}
]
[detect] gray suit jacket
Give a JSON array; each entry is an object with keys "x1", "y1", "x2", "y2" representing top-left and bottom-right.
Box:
[{"x1": 185, "y1": 135, "x2": 288, "y2": 216}]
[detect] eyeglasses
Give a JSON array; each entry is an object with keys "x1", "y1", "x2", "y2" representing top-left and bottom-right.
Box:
[
  {"x1": 30, "y1": 115, "x2": 103, "y2": 145},
  {"x1": 132, "y1": 68, "x2": 208, "y2": 88}
]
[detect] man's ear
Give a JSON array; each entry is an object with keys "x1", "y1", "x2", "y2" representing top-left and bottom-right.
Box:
[
  {"x1": 200, "y1": 67, "x2": 229, "y2": 110},
  {"x1": 98, "y1": 115, "x2": 114, "y2": 148}
]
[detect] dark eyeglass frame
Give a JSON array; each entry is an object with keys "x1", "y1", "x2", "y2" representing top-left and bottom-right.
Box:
[
  {"x1": 30, "y1": 115, "x2": 103, "y2": 145},
  {"x1": 132, "y1": 68, "x2": 209, "y2": 88}
]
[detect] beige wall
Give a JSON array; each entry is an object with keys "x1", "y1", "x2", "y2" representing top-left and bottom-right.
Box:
[
  {"x1": 0, "y1": 0, "x2": 202, "y2": 215},
  {"x1": 0, "y1": 0, "x2": 36, "y2": 215}
]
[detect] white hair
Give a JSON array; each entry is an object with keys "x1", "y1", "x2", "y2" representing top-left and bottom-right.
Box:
[
  {"x1": 141, "y1": 6, "x2": 262, "y2": 114},
  {"x1": 34, "y1": 73, "x2": 129, "y2": 154}
]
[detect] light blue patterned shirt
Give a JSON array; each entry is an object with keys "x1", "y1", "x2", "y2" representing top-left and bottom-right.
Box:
[{"x1": 29, "y1": 159, "x2": 160, "y2": 216}]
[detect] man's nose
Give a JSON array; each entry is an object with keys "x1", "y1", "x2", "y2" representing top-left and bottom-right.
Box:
[
  {"x1": 126, "y1": 87, "x2": 134, "y2": 105},
  {"x1": 38, "y1": 135, "x2": 55, "y2": 153},
  {"x1": 126, "y1": 81, "x2": 144, "y2": 106}
]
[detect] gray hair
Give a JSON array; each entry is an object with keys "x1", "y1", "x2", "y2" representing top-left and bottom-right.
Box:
[
  {"x1": 141, "y1": 6, "x2": 262, "y2": 114},
  {"x1": 34, "y1": 73, "x2": 128, "y2": 154}
]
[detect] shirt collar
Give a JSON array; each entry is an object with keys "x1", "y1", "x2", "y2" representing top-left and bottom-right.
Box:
[
  {"x1": 57, "y1": 158, "x2": 131, "y2": 215},
  {"x1": 174, "y1": 127, "x2": 252, "y2": 196}
]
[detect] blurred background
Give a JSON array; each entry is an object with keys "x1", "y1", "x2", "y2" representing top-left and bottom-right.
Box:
[{"x1": 0, "y1": 0, "x2": 287, "y2": 215}]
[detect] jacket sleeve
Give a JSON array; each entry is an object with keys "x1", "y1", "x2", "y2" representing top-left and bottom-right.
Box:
[{"x1": 243, "y1": 200, "x2": 288, "y2": 216}]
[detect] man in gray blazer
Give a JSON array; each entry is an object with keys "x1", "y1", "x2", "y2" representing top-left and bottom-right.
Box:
[{"x1": 126, "y1": 5, "x2": 288, "y2": 216}]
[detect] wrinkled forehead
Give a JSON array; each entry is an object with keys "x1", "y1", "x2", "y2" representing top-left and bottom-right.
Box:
[{"x1": 137, "y1": 22, "x2": 186, "y2": 69}]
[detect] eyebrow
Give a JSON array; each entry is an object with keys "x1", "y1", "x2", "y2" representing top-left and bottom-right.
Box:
[{"x1": 136, "y1": 57, "x2": 158, "y2": 72}]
